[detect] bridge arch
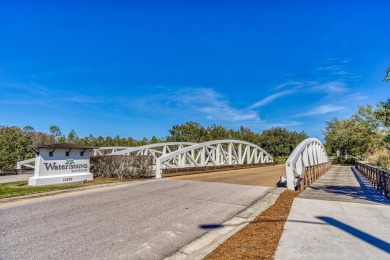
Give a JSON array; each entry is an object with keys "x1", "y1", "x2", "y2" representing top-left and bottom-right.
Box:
[
  {"x1": 92, "y1": 147, "x2": 133, "y2": 156},
  {"x1": 155, "y1": 140, "x2": 273, "y2": 178},
  {"x1": 285, "y1": 138, "x2": 329, "y2": 190},
  {"x1": 109, "y1": 142, "x2": 197, "y2": 160}
]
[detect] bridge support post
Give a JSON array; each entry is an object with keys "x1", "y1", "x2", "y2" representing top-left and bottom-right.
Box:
[
  {"x1": 155, "y1": 161, "x2": 162, "y2": 178},
  {"x1": 286, "y1": 162, "x2": 296, "y2": 190}
]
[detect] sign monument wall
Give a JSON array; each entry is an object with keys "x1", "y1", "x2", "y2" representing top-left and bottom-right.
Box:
[{"x1": 28, "y1": 144, "x2": 94, "y2": 186}]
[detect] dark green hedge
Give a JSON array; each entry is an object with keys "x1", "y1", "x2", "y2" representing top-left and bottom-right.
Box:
[{"x1": 90, "y1": 155, "x2": 153, "y2": 179}]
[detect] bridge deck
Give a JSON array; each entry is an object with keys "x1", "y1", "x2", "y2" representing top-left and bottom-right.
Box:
[
  {"x1": 275, "y1": 166, "x2": 390, "y2": 259},
  {"x1": 168, "y1": 164, "x2": 285, "y2": 187},
  {"x1": 299, "y1": 165, "x2": 389, "y2": 204}
]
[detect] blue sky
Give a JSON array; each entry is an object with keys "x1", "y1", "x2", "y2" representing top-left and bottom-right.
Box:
[{"x1": 1, "y1": 1, "x2": 389, "y2": 140}]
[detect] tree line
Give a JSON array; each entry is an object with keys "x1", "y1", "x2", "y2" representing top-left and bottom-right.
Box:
[
  {"x1": 324, "y1": 103, "x2": 390, "y2": 168},
  {"x1": 0, "y1": 122, "x2": 307, "y2": 170},
  {"x1": 324, "y1": 67, "x2": 390, "y2": 168}
]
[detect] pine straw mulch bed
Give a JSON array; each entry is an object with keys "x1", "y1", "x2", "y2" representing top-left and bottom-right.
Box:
[{"x1": 205, "y1": 190, "x2": 300, "y2": 260}]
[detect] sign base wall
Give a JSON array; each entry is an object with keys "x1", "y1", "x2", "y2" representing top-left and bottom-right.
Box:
[{"x1": 28, "y1": 173, "x2": 93, "y2": 186}]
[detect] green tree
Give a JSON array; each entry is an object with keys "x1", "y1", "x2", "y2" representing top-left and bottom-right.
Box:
[
  {"x1": 49, "y1": 125, "x2": 63, "y2": 142},
  {"x1": 384, "y1": 66, "x2": 390, "y2": 82},
  {"x1": 96, "y1": 136, "x2": 104, "y2": 146},
  {"x1": 23, "y1": 126, "x2": 35, "y2": 132},
  {"x1": 235, "y1": 126, "x2": 262, "y2": 144},
  {"x1": 126, "y1": 137, "x2": 137, "y2": 147},
  {"x1": 149, "y1": 136, "x2": 160, "y2": 144},
  {"x1": 0, "y1": 126, "x2": 34, "y2": 170},
  {"x1": 375, "y1": 99, "x2": 390, "y2": 127},
  {"x1": 207, "y1": 124, "x2": 232, "y2": 140},
  {"x1": 166, "y1": 121, "x2": 209, "y2": 143},
  {"x1": 259, "y1": 127, "x2": 308, "y2": 157},
  {"x1": 324, "y1": 118, "x2": 374, "y2": 157},
  {"x1": 66, "y1": 129, "x2": 79, "y2": 144}
]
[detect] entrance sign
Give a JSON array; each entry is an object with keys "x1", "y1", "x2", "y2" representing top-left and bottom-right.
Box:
[{"x1": 28, "y1": 144, "x2": 95, "y2": 186}]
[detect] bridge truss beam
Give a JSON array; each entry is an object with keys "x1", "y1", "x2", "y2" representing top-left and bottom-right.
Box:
[
  {"x1": 155, "y1": 140, "x2": 273, "y2": 178},
  {"x1": 109, "y1": 142, "x2": 197, "y2": 161},
  {"x1": 16, "y1": 158, "x2": 36, "y2": 170},
  {"x1": 91, "y1": 147, "x2": 133, "y2": 156}
]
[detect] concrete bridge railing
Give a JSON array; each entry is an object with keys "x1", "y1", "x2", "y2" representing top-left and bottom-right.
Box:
[
  {"x1": 16, "y1": 158, "x2": 36, "y2": 173},
  {"x1": 286, "y1": 138, "x2": 329, "y2": 190}
]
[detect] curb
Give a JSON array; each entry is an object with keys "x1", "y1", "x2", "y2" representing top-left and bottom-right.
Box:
[{"x1": 164, "y1": 187, "x2": 285, "y2": 260}]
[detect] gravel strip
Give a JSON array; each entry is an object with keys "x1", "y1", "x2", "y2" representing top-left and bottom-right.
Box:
[{"x1": 205, "y1": 190, "x2": 300, "y2": 260}]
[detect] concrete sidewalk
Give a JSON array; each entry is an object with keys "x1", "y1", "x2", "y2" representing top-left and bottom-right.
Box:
[{"x1": 275, "y1": 166, "x2": 390, "y2": 260}]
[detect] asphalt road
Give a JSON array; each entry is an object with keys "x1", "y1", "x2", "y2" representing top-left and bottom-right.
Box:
[
  {"x1": 169, "y1": 164, "x2": 285, "y2": 187},
  {"x1": 0, "y1": 179, "x2": 272, "y2": 259}
]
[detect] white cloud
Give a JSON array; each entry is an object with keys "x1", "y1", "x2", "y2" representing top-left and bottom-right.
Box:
[
  {"x1": 317, "y1": 65, "x2": 348, "y2": 76},
  {"x1": 310, "y1": 81, "x2": 348, "y2": 95},
  {"x1": 170, "y1": 88, "x2": 260, "y2": 122},
  {"x1": 246, "y1": 80, "x2": 349, "y2": 112},
  {"x1": 249, "y1": 89, "x2": 296, "y2": 109},
  {"x1": 260, "y1": 120, "x2": 304, "y2": 128},
  {"x1": 299, "y1": 104, "x2": 345, "y2": 116},
  {"x1": 275, "y1": 81, "x2": 304, "y2": 89}
]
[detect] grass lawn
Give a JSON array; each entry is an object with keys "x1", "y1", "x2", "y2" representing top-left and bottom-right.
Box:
[{"x1": 0, "y1": 178, "x2": 149, "y2": 199}]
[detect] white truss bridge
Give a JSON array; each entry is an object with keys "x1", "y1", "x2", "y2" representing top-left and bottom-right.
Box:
[
  {"x1": 285, "y1": 138, "x2": 329, "y2": 190},
  {"x1": 17, "y1": 138, "x2": 330, "y2": 190},
  {"x1": 94, "y1": 140, "x2": 273, "y2": 177},
  {"x1": 17, "y1": 140, "x2": 273, "y2": 176},
  {"x1": 155, "y1": 140, "x2": 273, "y2": 178}
]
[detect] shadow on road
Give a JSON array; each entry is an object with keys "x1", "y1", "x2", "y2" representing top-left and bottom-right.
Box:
[
  {"x1": 317, "y1": 216, "x2": 390, "y2": 254},
  {"x1": 351, "y1": 167, "x2": 390, "y2": 205},
  {"x1": 309, "y1": 185, "x2": 365, "y2": 197},
  {"x1": 199, "y1": 219, "x2": 327, "y2": 230},
  {"x1": 309, "y1": 183, "x2": 389, "y2": 205}
]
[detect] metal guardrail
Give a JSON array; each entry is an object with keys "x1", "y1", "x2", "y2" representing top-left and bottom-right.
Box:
[
  {"x1": 355, "y1": 162, "x2": 390, "y2": 199},
  {"x1": 299, "y1": 162, "x2": 331, "y2": 191}
]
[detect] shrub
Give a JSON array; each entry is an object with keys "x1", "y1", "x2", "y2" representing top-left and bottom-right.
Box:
[
  {"x1": 332, "y1": 156, "x2": 356, "y2": 165},
  {"x1": 365, "y1": 148, "x2": 390, "y2": 170},
  {"x1": 90, "y1": 155, "x2": 153, "y2": 179},
  {"x1": 332, "y1": 157, "x2": 345, "y2": 164},
  {"x1": 274, "y1": 156, "x2": 288, "y2": 164},
  {"x1": 344, "y1": 157, "x2": 356, "y2": 165}
]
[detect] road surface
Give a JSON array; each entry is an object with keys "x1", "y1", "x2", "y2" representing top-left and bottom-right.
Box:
[
  {"x1": 0, "y1": 178, "x2": 272, "y2": 259},
  {"x1": 169, "y1": 164, "x2": 285, "y2": 187}
]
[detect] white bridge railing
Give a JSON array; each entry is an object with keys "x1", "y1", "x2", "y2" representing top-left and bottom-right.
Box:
[
  {"x1": 16, "y1": 158, "x2": 36, "y2": 171},
  {"x1": 91, "y1": 147, "x2": 132, "y2": 156},
  {"x1": 155, "y1": 140, "x2": 273, "y2": 178},
  {"x1": 109, "y1": 142, "x2": 196, "y2": 161},
  {"x1": 285, "y1": 138, "x2": 329, "y2": 190}
]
